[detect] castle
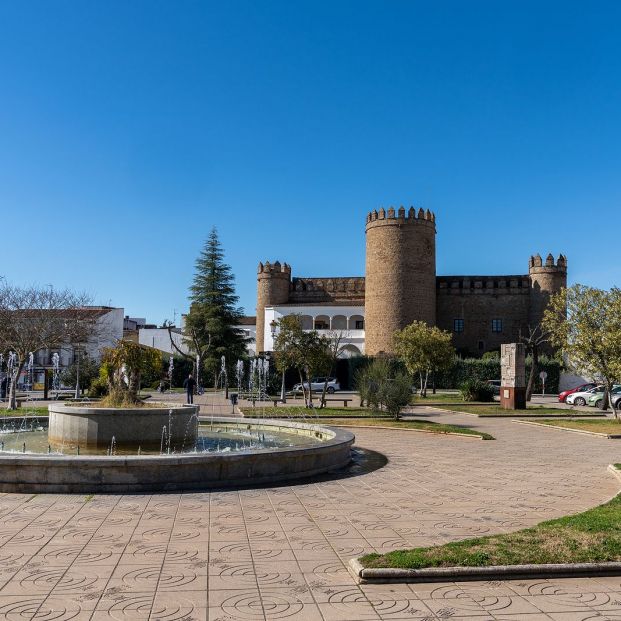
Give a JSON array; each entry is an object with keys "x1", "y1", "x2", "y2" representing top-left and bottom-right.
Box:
[{"x1": 256, "y1": 207, "x2": 567, "y2": 357}]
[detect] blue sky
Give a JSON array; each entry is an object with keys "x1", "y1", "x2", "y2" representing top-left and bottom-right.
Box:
[{"x1": 1, "y1": 1, "x2": 620, "y2": 323}]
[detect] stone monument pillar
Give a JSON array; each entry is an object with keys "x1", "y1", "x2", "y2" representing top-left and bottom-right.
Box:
[{"x1": 500, "y1": 343, "x2": 526, "y2": 410}]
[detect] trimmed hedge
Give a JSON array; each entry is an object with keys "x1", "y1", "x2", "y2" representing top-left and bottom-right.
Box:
[
  {"x1": 338, "y1": 355, "x2": 561, "y2": 393},
  {"x1": 434, "y1": 356, "x2": 561, "y2": 393}
]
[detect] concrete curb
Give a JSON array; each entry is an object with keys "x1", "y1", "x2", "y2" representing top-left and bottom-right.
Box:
[
  {"x1": 608, "y1": 464, "x2": 621, "y2": 482},
  {"x1": 319, "y1": 423, "x2": 486, "y2": 439},
  {"x1": 514, "y1": 419, "x2": 621, "y2": 439},
  {"x1": 348, "y1": 557, "x2": 621, "y2": 584}
]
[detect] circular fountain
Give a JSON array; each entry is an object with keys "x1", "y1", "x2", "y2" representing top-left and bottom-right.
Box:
[
  {"x1": 47, "y1": 402, "x2": 199, "y2": 450},
  {"x1": 0, "y1": 403, "x2": 354, "y2": 493}
]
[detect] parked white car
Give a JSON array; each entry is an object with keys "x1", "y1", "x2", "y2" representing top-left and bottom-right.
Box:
[
  {"x1": 566, "y1": 385, "x2": 603, "y2": 406},
  {"x1": 292, "y1": 377, "x2": 340, "y2": 394}
]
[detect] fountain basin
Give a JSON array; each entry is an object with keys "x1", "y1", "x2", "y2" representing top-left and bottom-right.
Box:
[
  {"x1": 0, "y1": 417, "x2": 354, "y2": 493},
  {"x1": 48, "y1": 403, "x2": 199, "y2": 449}
]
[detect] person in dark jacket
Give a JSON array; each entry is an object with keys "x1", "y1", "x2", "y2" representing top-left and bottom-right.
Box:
[{"x1": 183, "y1": 374, "x2": 196, "y2": 404}]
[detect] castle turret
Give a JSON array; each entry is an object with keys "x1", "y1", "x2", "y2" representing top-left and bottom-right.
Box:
[
  {"x1": 365, "y1": 206, "x2": 436, "y2": 355},
  {"x1": 256, "y1": 261, "x2": 291, "y2": 353},
  {"x1": 528, "y1": 253, "x2": 567, "y2": 336}
]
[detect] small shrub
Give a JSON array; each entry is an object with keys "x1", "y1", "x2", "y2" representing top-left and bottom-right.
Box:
[
  {"x1": 459, "y1": 378, "x2": 494, "y2": 402},
  {"x1": 88, "y1": 376, "x2": 108, "y2": 398}
]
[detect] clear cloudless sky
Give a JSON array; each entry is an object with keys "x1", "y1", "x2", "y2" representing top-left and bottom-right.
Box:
[{"x1": 1, "y1": 1, "x2": 620, "y2": 324}]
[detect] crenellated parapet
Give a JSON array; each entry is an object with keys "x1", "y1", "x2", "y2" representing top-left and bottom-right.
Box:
[
  {"x1": 289, "y1": 277, "x2": 365, "y2": 304},
  {"x1": 437, "y1": 275, "x2": 531, "y2": 295},
  {"x1": 365, "y1": 205, "x2": 436, "y2": 231},
  {"x1": 257, "y1": 260, "x2": 292, "y2": 276},
  {"x1": 528, "y1": 253, "x2": 567, "y2": 272}
]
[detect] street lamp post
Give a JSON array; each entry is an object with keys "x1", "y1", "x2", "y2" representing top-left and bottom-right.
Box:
[{"x1": 270, "y1": 320, "x2": 286, "y2": 404}]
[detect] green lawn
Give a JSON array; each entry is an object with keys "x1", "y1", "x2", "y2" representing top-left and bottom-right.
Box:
[
  {"x1": 240, "y1": 406, "x2": 384, "y2": 418},
  {"x1": 312, "y1": 417, "x2": 493, "y2": 440},
  {"x1": 533, "y1": 419, "x2": 621, "y2": 435},
  {"x1": 362, "y1": 492, "x2": 621, "y2": 569},
  {"x1": 439, "y1": 404, "x2": 591, "y2": 417},
  {"x1": 412, "y1": 393, "x2": 476, "y2": 404},
  {"x1": 1, "y1": 406, "x2": 49, "y2": 417},
  {"x1": 239, "y1": 407, "x2": 493, "y2": 439}
]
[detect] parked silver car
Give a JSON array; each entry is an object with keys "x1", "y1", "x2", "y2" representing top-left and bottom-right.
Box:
[{"x1": 292, "y1": 377, "x2": 340, "y2": 394}]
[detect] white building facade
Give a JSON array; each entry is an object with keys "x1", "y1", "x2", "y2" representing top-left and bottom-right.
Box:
[{"x1": 262, "y1": 304, "x2": 365, "y2": 357}]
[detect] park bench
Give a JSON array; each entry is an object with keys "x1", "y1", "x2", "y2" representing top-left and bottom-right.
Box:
[{"x1": 320, "y1": 397, "x2": 353, "y2": 407}]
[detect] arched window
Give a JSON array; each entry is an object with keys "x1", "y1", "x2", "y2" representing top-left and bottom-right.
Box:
[
  {"x1": 348, "y1": 315, "x2": 365, "y2": 330},
  {"x1": 314, "y1": 315, "x2": 330, "y2": 330},
  {"x1": 331, "y1": 315, "x2": 347, "y2": 330}
]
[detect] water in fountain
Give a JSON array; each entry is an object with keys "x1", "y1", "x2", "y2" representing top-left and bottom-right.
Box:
[
  {"x1": 7, "y1": 351, "x2": 17, "y2": 403},
  {"x1": 26, "y1": 352, "x2": 34, "y2": 395},
  {"x1": 167, "y1": 355, "x2": 174, "y2": 390},
  {"x1": 216, "y1": 355, "x2": 227, "y2": 393},
  {"x1": 51, "y1": 352, "x2": 61, "y2": 398},
  {"x1": 236, "y1": 359, "x2": 244, "y2": 394},
  {"x1": 0, "y1": 420, "x2": 323, "y2": 455}
]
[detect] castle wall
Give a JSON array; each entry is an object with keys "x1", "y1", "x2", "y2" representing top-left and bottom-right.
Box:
[
  {"x1": 289, "y1": 277, "x2": 365, "y2": 305},
  {"x1": 436, "y1": 275, "x2": 531, "y2": 356}
]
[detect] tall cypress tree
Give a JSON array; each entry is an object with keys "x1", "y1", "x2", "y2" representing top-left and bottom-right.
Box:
[{"x1": 186, "y1": 228, "x2": 247, "y2": 384}]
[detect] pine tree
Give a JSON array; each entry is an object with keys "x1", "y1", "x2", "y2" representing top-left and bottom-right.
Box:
[{"x1": 185, "y1": 228, "x2": 247, "y2": 385}]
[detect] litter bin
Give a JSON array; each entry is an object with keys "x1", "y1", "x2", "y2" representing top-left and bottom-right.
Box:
[{"x1": 230, "y1": 393, "x2": 238, "y2": 406}]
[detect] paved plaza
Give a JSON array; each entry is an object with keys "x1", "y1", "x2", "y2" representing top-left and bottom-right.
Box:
[{"x1": 1, "y1": 407, "x2": 621, "y2": 620}]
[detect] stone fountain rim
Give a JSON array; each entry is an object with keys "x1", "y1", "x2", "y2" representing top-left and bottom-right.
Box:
[
  {"x1": 0, "y1": 416, "x2": 353, "y2": 462},
  {"x1": 48, "y1": 402, "x2": 198, "y2": 415}
]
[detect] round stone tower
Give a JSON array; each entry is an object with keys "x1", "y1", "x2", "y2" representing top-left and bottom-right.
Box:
[
  {"x1": 528, "y1": 253, "x2": 567, "y2": 331},
  {"x1": 365, "y1": 206, "x2": 437, "y2": 355},
  {"x1": 256, "y1": 261, "x2": 291, "y2": 353}
]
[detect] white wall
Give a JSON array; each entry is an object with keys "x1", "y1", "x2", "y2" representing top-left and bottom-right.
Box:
[
  {"x1": 235, "y1": 324, "x2": 257, "y2": 357},
  {"x1": 263, "y1": 305, "x2": 365, "y2": 354},
  {"x1": 139, "y1": 328, "x2": 189, "y2": 355}
]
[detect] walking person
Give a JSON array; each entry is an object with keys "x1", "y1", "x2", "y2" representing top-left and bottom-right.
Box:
[{"x1": 183, "y1": 373, "x2": 196, "y2": 404}]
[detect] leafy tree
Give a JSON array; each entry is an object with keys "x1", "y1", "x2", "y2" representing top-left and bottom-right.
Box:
[
  {"x1": 60, "y1": 356, "x2": 100, "y2": 396},
  {"x1": 181, "y1": 228, "x2": 247, "y2": 387},
  {"x1": 101, "y1": 341, "x2": 161, "y2": 405},
  {"x1": 394, "y1": 321, "x2": 455, "y2": 397},
  {"x1": 544, "y1": 285, "x2": 621, "y2": 417},
  {"x1": 272, "y1": 315, "x2": 331, "y2": 407}
]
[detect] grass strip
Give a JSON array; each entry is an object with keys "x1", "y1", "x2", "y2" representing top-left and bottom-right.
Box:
[
  {"x1": 362, "y1": 492, "x2": 621, "y2": 569},
  {"x1": 239, "y1": 408, "x2": 493, "y2": 439},
  {"x1": 313, "y1": 417, "x2": 493, "y2": 440},
  {"x1": 240, "y1": 406, "x2": 384, "y2": 418},
  {"x1": 532, "y1": 419, "x2": 621, "y2": 435},
  {"x1": 439, "y1": 405, "x2": 590, "y2": 417},
  {"x1": 1, "y1": 406, "x2": 49, "y2": 417}
]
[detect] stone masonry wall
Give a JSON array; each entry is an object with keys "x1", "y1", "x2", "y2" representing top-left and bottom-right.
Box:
[{"x1": 436, "y1": 275, "x2": 531, "y2": 356}]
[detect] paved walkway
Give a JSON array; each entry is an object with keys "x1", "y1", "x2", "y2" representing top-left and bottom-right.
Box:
[{"x1": 1, "y1": 408, "x2": 621, "y2": 620}]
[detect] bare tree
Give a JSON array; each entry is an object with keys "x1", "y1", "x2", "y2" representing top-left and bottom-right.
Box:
[
  {"x1": 0, "y1": 283, "x2": 100, "y2": 409},
  {"x1": 519, "y1": 323, "x2": 549, "y2": 401}
]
